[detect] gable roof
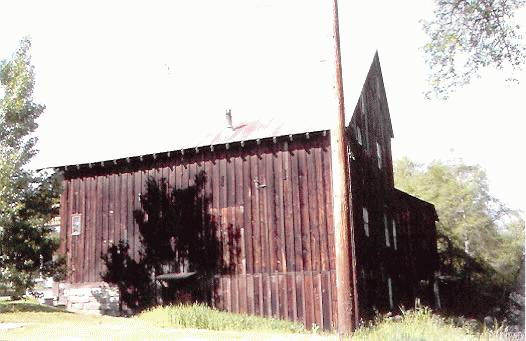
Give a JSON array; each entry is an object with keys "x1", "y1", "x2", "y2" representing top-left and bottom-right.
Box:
[
  {"x1": 48, "y1": 117, "x2": 330, "y2": 173},
  {"x1": 197, "y1": 117, "x2": 329, "y2": 147},
  {"x1": 45, "y1": 53, "x2": 394, "y2": 172},
  {"x1": 364, "y1": 52, "x2": 393, "y2": 138}
]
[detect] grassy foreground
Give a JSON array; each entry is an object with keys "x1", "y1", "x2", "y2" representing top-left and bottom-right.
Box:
[
  {"x1": 0, "y1": 299, "x2": 523, "y2": 340},
  {"x1": 352, "y1": 307, "x2": 523, "y2": 341},
  {"x1": 139, "y1": 303, "x2": 305, "y2": 332},
  {"x1": 0, "y1": 299, "x2": 323, "y2": 341}
]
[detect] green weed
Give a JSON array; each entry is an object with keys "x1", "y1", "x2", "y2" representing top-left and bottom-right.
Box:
[
  {"x1": 138, "y1": 303, "x2": 306, "y2": 333},
  {"x1": 352, "y1": 306, "x2": 523, "y2": 341}
]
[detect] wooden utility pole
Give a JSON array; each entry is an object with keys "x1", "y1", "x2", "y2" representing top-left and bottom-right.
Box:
[{"x1": 329, "y1": 0, "x2": 353, "y2": 335}]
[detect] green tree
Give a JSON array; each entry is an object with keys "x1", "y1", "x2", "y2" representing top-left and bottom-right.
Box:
[
  {"x1": 0, "y1": 38, "x2": 43, "y2": 222},
  {"x1": 422, "y1": 0, "x2": 526, "y2": 99},
  {"x1": 395, "y1": 158, "x2": 504, "y2": 260},
  {"x1": 0, "y1": 38, "x2": 64, "y2": 298},
  {"x1": 394, "y1": 157, "x2": 525, "y2": 320},
  {"x1": 494, "y1": 211, "x2": 525, "y2": 284}
]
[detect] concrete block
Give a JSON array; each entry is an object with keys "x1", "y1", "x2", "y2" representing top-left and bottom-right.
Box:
[
  {"x1": 70, "y1": 303, "x2": 84, "y2": 310},
  {"x1": 59, "y1": 282, "x2": 120, "y2": 315},
  {"x1": 84, "y1": 302, "x2": 102, "y2": 311},
  {"x1": 69, "y1": 295, "x2": 91, "y2": 304}
]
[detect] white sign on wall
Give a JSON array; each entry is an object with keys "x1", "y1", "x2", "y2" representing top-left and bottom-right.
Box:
[{"x1": 71, "y1": 214, "x2": 82, "y2": 236}]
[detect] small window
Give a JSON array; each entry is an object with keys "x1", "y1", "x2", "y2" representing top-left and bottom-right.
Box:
[
  {"x1": 384, "y1": 213, "x2": 390, "y2": 247},
  {"x1": 376, "y1": 142, "x2": 382, "y2": 169},
  {"x1": 387, "y1": 277, "x2": 394, "y2": 309},
  {"x1": 362, "y1": 207, "x2": 369, "y2": 237},
  {"x1": 71, "y1": 214, "x2": 82, "y2": 236},
  {"x1": 356, "y1": 126, "x2": 363, "y2": 146},
  {"x1": 392, "y1": 218, "x2": 398, "y2": 250}
]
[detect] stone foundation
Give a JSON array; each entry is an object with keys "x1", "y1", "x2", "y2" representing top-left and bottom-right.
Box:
[{"x1": 60, "y1": 282, "x2": 120, "y2": 315}]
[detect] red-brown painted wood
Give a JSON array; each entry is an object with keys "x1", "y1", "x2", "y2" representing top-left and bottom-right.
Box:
[{"x1": 58, "y1": 127, "x2": 437, "y2": 333}]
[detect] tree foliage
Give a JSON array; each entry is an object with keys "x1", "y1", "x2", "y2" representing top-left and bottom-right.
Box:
[
  {"x1": 394, "y1": 157, "x2": 525, "y2": 320},
  {"x1": 0, "y1": 38, "x2": 64, "y2": 298},
  {"x1": 422, "y1": 0, "x2": 526, "y2": 99},
  {"x1": 0, "y1": 38, "x2": 44, "y2": 222}
]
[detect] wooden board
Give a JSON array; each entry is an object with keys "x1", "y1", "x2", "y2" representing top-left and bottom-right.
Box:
[{"x1": 60, "y1": 134, "x2": 345, "y2": 329}]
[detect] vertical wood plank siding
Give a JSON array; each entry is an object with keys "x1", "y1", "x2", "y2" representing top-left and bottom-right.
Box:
[
  {"x1": 60, "y1": 133, "x2": 340, "y2": 330},
  {"x1": 59, "y1": 54, "x2": 439, "y2": 330},
  {"x1": 347, "y1": 54, "x2": 439, "y2": 319}
]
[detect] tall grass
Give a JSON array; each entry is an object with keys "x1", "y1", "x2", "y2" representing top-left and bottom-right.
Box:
[
  {"x1": 139, "y1": 303, "x2": 524, "y2": 340},
  {"x1": 138, "y1": 303, "x2": 306, "y2": 333},
  {"x1": 352, "y1": 306, "x2": 524, "y2": 341},
  {"x1": 3, "y1": 298, "x2": 522, "y2": 340}
]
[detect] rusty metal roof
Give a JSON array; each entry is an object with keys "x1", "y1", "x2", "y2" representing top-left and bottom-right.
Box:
[
  {"x1": 48, "y1": 116, "x2": 331, "y2": 172},
  {"x1": 198, "y1": 117, "x2": 330, "y2": 147}
]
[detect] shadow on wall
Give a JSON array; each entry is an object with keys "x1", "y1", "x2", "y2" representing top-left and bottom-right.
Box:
[{"x1": 100, "y1": 170, "x2": 239, "y2": 314}]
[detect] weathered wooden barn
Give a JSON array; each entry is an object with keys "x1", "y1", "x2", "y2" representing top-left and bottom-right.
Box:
[{"x1": 55, "y1": 54, "x2": 439, "y2": 330}]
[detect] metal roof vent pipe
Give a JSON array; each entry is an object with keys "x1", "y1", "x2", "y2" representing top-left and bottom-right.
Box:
[{"x1": 225, "y1": 109, "x2": 234, "y2": 130}]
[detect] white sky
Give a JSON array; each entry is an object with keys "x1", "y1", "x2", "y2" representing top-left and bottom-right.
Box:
[{"x1": 1, "y1": 0, "x2": 524, "y2": 213}]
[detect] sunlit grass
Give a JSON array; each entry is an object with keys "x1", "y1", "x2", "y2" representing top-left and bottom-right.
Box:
[
  {"x1": 352, "y1": 306, "x2": 523, "y2": 341},
  {"x1": 138, "y1": 303, "x2": 306, "y2": 333},
  {"x1": 0, "y1": 298, "x2": 522, "y2": 340},
  {"x1": 0, "y1": 299, "x2": 326, "y2": 340}
]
